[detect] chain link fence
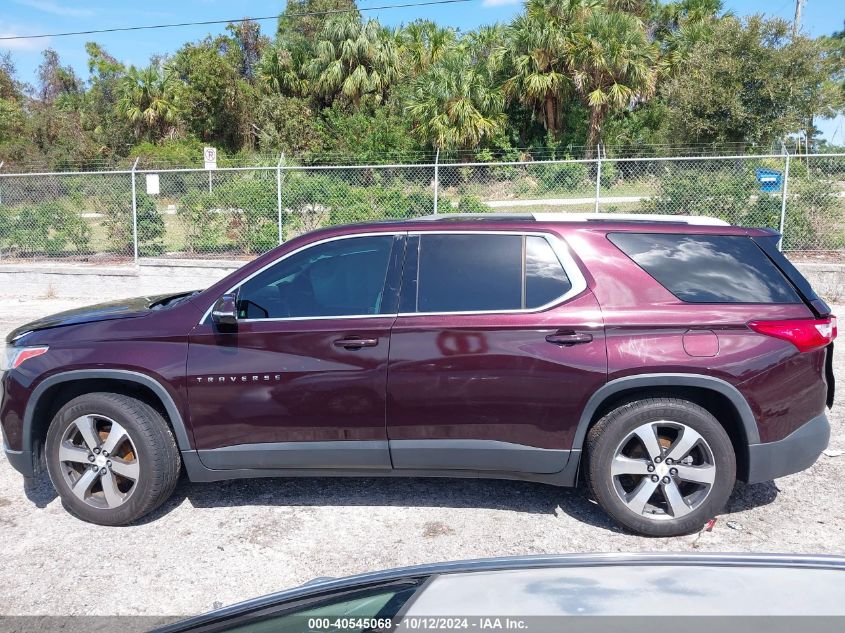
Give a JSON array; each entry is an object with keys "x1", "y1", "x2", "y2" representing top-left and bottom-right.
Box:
[{"x1": 0, "y1": 153, "x2": 842, "y2": 264}]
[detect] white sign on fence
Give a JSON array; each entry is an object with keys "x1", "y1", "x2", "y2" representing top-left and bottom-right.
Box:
[
  {"x1": 204, "y1": 147, "x2": 217, "y2": 170},
  {"x1": 145, "y1": 173, "x2": 160, "y2": 195}
]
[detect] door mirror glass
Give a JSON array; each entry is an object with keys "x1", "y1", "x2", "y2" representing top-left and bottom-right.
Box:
[{"x1": 212, "y1": 294, "x2": 238, "y2": 327}]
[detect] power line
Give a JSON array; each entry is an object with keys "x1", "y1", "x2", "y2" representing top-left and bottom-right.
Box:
[{"x1": 0, "y1": 0, "x2": 474, "y2": 41}]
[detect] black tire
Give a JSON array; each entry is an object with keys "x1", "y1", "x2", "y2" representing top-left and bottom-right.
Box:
[
  {"x1": 585, "y1": 397, "x2": 736, "y2": 537},
  {"x1": 45, "y1": 392, "x2": 181, "y2": 526}
]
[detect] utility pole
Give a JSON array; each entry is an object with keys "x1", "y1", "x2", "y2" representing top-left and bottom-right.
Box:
[{"x1": 793, "y1": 0, "x2": 806, "y2": 37}]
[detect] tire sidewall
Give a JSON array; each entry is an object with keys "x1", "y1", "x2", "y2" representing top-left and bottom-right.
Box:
[
  {"x1": 46, "y1": 394, "x2": 164, "y2": 526},
  {"x1": 587, "y1": 400, "x2": 736, "y2": 537}
]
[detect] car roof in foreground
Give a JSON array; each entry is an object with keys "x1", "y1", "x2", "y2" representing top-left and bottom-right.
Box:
[{"x1": 153, "y1": 553, "x2": 845, "y2": 632}]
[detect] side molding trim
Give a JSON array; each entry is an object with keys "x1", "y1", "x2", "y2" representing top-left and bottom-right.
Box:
[
  {"x1": 24, "y1": 369, "x2": 193, "y2": 453},
  {"x1": 197, "y1": 440, "x2": 392, "y2": 470},
  {"x1": 571, "y1": 373, "x2": 761, "y2": 451},
  {"x1": 389, "y1": 439, "x2": 570, "y2": 474}
]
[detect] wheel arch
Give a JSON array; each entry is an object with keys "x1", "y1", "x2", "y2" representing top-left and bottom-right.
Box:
[
  {"x1": 24, "y1": 370, "x2": 192, "y2": 469},
  {"x1": 573, "y1": 374, "x2": 759, "y2": 482}
]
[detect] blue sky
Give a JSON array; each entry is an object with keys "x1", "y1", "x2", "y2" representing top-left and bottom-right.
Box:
[{"x1": 2, "y1": 0, "x2": 844, "y2": 141}]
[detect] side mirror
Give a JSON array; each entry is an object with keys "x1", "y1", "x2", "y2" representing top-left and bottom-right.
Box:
[{"x1": 211, "y1": 294, "x2": 238, "y2": 328}]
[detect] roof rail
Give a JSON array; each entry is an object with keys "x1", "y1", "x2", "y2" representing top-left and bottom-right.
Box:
[
  {"x1": 531, "y1": 212, "x2": 730, "y2": 226},
  {"x1": 413, "y1": 213, "x2": 533, "y2": 222}
]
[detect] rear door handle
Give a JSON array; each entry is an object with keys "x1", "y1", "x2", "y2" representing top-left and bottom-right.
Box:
[
  {"x1": 333, "y1": 337, "x2": 378, "y2": 350},
  {"x1": 545, "y1": 332, "x2": 593, "y2": 346}
]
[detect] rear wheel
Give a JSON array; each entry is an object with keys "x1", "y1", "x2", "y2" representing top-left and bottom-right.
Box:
[
  {"x1": 45, "y1": 392, "x2": 180, "y2": 526},
  {"x1": 586, "y1": 398, "x2": 736, "y2": 537}
]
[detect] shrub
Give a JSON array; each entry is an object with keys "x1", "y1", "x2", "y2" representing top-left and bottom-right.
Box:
[
  {"x1": 211, "y1": 178, "x2": 279, "y2": 254},
  {"x1": 599, "y1": 160, "x2": 618, "y2": 188},
  {"x1": 0, "y1": 201, "x2": 90, "y2": 256},
  {"x1": 645, "y1": 166, "x2": 754, "y2": 224},
  {"x1": 535, "y1": 161, "x2": 589, "y2": 193},
  {"x1": 178, "y1": 190, "x2": 230, "y2": 254},
  {"x1": 456, "y1": 195, "x2": 490, "y2": 214},
  {"x1": 103, "y1": 191, "x2": 165, "y2": 256}
]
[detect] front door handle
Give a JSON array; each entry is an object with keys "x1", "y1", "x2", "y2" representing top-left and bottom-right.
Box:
[
  {"x1": 545, "y1": 331, "x2": 593, "y2": 346},
  {"x1": 333, "y1": 337, "x2": 378, "y2": 350}
]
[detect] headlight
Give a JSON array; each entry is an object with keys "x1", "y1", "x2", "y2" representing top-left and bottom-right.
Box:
[{"x1": 0, "y1": 345, "x2": 49, "y2": 371}]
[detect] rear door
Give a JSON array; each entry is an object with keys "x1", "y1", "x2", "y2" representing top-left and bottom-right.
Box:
[
  {"x1": 386, "y1": 231, "x2": 606, "y2": 474},
  {"x1": 187, "y1": 233, "x2": 404, "y2": 470}
]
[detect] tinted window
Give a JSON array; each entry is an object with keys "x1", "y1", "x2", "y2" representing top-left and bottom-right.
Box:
[
  {"x1": 608, "y1": 233, "x2": 801, "y2": 304},
  {"x1": 223, "y1": 583, "x2": 421, "y2": 633},
  {"x1": 416, "y1": 234, "x2": 522, "y2": 312},
  {"x1": 237, "y1": 236, "x2": 394, "y2": 319},
  {"x1": 525, "y1": 235, "x2": 572, "y2": 308}
]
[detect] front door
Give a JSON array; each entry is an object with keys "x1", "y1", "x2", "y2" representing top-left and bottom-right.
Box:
[
  {"x1": 188, "y1": 233, "x2": 405, "y2": 471},
  {"x1": 386, "y1": 231, "x2": 606, "y2": 474}
]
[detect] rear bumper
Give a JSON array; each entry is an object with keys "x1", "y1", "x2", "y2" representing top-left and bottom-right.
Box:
[{"x1": 746, "y1": 413, "x2": 830, "y2": 484}]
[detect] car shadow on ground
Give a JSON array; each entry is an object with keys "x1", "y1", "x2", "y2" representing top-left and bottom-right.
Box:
[
  {"x1": 133, "y1": 473, "x2": 781, "y2": 533},
  {"x1": 23, "y1": 472, "x2": 58, "y2": 508}
]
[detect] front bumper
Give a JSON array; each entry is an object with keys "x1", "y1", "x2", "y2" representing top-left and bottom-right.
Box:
[{"x1": 746, "y1": 413, "x2": 830, "y2": 484}]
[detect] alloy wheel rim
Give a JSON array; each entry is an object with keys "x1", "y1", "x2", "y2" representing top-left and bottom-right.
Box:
[
  {"x1": 58, "y1": 414, "x2": 140, "y2": 510},
  {"x1": 611, "y1": 420, "x2": 716, "y2": 521}
]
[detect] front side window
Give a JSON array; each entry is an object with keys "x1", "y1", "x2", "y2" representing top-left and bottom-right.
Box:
[
  {"x1": 237, "y1": 235, "x2": 395, "y2": 319},
  {"x1": 408, "y1": 233, "x2": 573, "y2": 313},
  {"x1": 608, "y1": 233, "x2": 801, "y2": 304}
]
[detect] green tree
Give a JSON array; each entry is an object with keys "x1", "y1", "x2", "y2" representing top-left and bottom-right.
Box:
[
  {"x1": 663, "y1": 15, "x2": 839, "y2": 147},
  {"x1": 170, "y1": 35, "x2": 254, "y2": 149},
  {"x1": 83, "y1": 43, "x2": 134, "y2": 156},
  {"x1": 504, "y1": 0, "x2": 594, "y2": 139},
  {"x1": 401, "y1": 20, "x2": 457, "y2": 75},
  {"x1": 406, "y1": 41, "x2": 506, "y2": 149},
  {"x1": 277, "y1": 0, "x2": 359, "y2": 54},
  {"x1": 306, "y1": 15, "x2": 401, "y2": 108},
  {"x1": 117, "y1": 64, "x2": 181, "y2": 141},
  {"x1": 570, "y1": 8, "x2": 659, "y2": 154}
]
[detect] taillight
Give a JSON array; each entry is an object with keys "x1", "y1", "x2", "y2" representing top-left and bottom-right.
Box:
[{"x1": 747, "y1": 316, "x2": 837, "y2": 353}]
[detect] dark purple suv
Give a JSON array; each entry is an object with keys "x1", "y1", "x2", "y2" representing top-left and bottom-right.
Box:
[{"x1": 1, "y1": 214, "x2": 836, "y2": 536}]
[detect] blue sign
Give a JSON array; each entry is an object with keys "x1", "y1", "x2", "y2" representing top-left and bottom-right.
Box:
[{"x1": 755, "y1": 168, "x2": 782, "y2": 192}]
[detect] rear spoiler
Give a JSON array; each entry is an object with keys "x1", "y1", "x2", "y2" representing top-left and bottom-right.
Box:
[{"x1": 752, "y1": 235, "x2": 831, "y2": 317}]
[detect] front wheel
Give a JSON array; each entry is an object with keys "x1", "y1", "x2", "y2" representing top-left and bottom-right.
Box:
[
  {"x1": 585, "y1": 397, "x2": 736, "y2": 537},
  {"x1": 45, "y1": 392, "x2": 181, "y2": 526}
]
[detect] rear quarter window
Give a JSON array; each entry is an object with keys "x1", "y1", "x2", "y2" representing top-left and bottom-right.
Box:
[{"x1": 607, "y1": 233, "x2": 801, "y2": 304}]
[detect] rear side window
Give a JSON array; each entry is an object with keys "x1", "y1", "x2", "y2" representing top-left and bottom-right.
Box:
[
  {"x1": 608, "y1": 233, "x2": 801, "y2": 304},
  {"x1": 409, "y1": 233, "x2": 573, "y2": 313},
  {"x1": 525, "y1": 235, "x2": 572, "y2": 307},
  {"x1": 416, "y1": 234, "x2": 523, "y2": 312}
]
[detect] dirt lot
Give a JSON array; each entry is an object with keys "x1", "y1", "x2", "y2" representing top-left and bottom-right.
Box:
[{"x1": 0, "y1": 296, "x2": 843, "y2": 617}]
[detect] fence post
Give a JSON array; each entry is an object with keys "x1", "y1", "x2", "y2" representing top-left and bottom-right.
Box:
[
  {"x1": 130, "y1": 157, "x2": 140, "y2": 265},
  {"x1": 778, "y1": 150, "x2": 791, "y2": 252},
  {"x1": 594, "y1": 144, "x2": 602, "y2": 213},
  {"x1": 433, "y1": 148, "x2": 440, "y2": 214},
  {"x1": 276, "y1": 153, "x2": 285, "y2": 245}
]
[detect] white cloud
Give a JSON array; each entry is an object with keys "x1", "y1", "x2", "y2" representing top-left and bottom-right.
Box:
[
  {"x1": 13, "y1": 0, "x2": 95, "y2": 18},
  {"x1": 482, "y1": 0, "x2": 521, "y2": 6}
]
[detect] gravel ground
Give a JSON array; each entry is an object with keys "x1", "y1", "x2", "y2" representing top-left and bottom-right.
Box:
[{"x1": 0, "y1": 296, "x2": 843, "y2": 617}]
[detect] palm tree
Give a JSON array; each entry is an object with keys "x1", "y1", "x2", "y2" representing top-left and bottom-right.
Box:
[
  {"x1": 503, "y1": 0, "x2": 600, "y2": 139},
  {"x1": 259, "y1": 45, "x2": 309, "y2": 96},
  {"x1": 116, "y1": 65, "x2": 180, "y2": 140},
  {"x1": 570, "y1": 8, "x2": 658, "y2": 154},
  {"x1": 401, "y1": 20, "x2": 457, "y2": 76},
  {"x1": 405, "y1": 47, "x2": 506, "y2": 149},
  {"x1": 306, "y1": 15, "x2": 400, "y2": 108}
]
